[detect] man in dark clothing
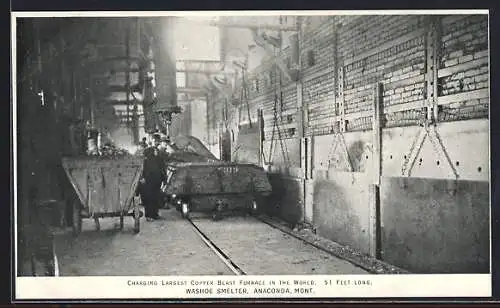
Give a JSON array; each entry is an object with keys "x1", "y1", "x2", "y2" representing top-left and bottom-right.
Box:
[{"x1": 141, "y1": 145, "x2": 166, "y2": 221}]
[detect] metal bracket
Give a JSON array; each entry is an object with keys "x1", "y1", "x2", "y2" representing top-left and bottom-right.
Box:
[
  {"x1": 401, "y1": 126, "x2": 427, "y2": 177},
  {"x1": 425, "y1": 123, "x2": 459, "y2": 179},
  {"x1": 326, "y1": 132, "x2": 353, "y2": 172},
  {"x1": 401, "y1": 120, "x2": 459, "y2": 179}
]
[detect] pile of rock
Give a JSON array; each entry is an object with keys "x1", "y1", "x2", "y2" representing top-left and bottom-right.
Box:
[{"x1": 86, "y1": 143, "x2": 132, "y2": 157}]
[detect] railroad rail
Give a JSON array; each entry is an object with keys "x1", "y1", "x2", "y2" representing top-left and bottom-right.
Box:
[
  {"x1": 184, "y1": 212, "x2": 370, "y2": 276},
  {"x1": 186, "y1": 217, "x2": 246, "y2": 276}
]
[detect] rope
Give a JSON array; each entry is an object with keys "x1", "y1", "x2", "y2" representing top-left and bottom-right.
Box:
[
  {"x1": 267, "y1": 95, "x2": 277, "y2": 164},
  {"x1": 242, "y1": 70, "x2": 252, "y2": 128},
  {"x1": 267, "y1": 64, "x2": 291, "y2": 167},
  {"x1": 276, "y1": 63, "x2": 291, "y2": 166}
]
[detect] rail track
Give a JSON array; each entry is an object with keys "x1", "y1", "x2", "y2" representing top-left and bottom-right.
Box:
[
  {"x1": 186, "y1": 217, "x2": 246, "y2": 276},
  {"x1": 185, "y1": 213, "x2": 369, "y2": 276}
]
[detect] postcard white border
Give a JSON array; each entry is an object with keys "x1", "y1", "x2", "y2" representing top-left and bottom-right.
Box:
[{"x1": 15, "y1": 275, "x2": 493, "y2": 299}]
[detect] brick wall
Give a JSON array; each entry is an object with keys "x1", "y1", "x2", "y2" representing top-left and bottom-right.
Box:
[
  {"x1": 437, "y1": 15, "x2": 489, "y2": 122},
  {"x1": 207, "y1": 14, "x2": 489, "y2": 156},
  {"x1": 301, "y1": 17, "x2": 336, "y2": 136},
  {"x1": 205, "y1": 14, "x2": 490, "y2": 273}
]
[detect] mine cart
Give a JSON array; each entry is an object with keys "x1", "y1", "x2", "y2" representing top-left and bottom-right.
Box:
[
  {"x1": 164, "y1": 162, "x2": 273, "y2": 220},
  {"x1": 159, "y1": 136, "x2": 273, "y2": 220},
  {"x1": 62, "y1": 157, "x2": 143, "y2": 235}
]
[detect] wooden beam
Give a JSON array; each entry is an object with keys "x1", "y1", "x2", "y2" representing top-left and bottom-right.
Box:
[
  {"x1": 372, "y1": 83, "x2": 383, "y2": 185},
  {"x1": 437, "y1": 57, "x2": 488, "y2": 78},
  {"x1": 302, "y1": 65, "x2": 334, "y2": 83},
  {"x1": 209, "y1": 21, "x2": 297, "y2": 32},
  {"x1": 107, "y1": 84, "x2": 142, "y2": 92},
  {"x1": 177, "y1": 17, "x2": 298, "y2": 32},
  {"x1": 369, "y1": 82, "x2": 383, "y2": 260},
  {"x1": 177, "y1": 87, "x2": 206, "y2": 94},
  {"x1": 258, "y1": 109, "x2": 264, "y2": 166},
  {"x1": 338, "y1": 65, "x2": 346, "y2": 132},
  {"x1": 177, "y1": 69, "x2": 225, "y2": 74},
  {"x1": 384, "y1": 100, "x2": 426, "y2": 114},
  {"x1": 437, "y1": 89, "x2": 489, "y2": 105}
]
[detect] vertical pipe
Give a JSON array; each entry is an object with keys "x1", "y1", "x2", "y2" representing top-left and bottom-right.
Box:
[
  {"x1": 243, "y1": 70, "x2": 252, "y2": 128},
  {"x1": 372, "y1": 83, "x2": 382, "y2": 185},
  {"x1": 133, "y1": 17, "x2": 141, "y2": 143},
  {"x1": 125, "y1": 20, "x2": 131, "y2": 128},
  {"x1": 425, "y1": 16, "x2": 434, "y2": 122},
  {"x1": 89, "y1": 78, "x2": 95, "y2": 128},
  {"x1": 258, "y1": 109, "x2": 263, "y2": 167},
  {"x1": 72, "y1": 71, "x2": 77, "y2": 118},
  {"x1": 59, "y1": 35, "x2": 66, "y2": 115},
  {"x1": 205, "y1": 94, "x2": 210, "y2": 147},
  {"x1": 295, "y1": 15, "x2": 308, "y2": 225},
  {"x1": 35, "y1": 20, "x2": 42, "y2": 78},
  {"x1": 432, "y1": 17, "x2": 441, "y2": 122}
]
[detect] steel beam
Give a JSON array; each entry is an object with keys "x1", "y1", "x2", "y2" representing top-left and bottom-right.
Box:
[
  {"x1": 177, "y1": 87, "x2": 207, "y2": 94},
  {"x1": 175, "y1": 17, "x2": 298, "y2": 32}
]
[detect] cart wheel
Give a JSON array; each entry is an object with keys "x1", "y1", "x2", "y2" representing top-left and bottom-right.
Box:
[
  {"x1": 212, "y1": 211, "x2": 221, "y2": 221},
  {"x1": 181, "y1": 202, "x2": 190, "y2": 219},
  {"x1": 72, "y1": 202, "x2": 82, "y2": 236},
  {"x1": 44, "y1": 260, "x2": 56, "y2": 276},
  {"x1": 94, "y1": 217, "x2": 100, "y2": 231},
  {"x1": 133, "y1": 203, "x2": 140, "y2": 234},
  {"x1": 30, "y1": 255, "x2": 36, "y2": 276},
  {"x1": 119, "y1": 214, "x2": 124, "y2": 231},
  {"x1": 212, "y1": 202, "x2": 224, "y2": 221}
]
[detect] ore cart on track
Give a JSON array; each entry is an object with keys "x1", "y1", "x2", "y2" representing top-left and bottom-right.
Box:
[
  {"x1": 164, "y1": 161, "x2": 273, "y2": 220},
  {"x1": 62, "y1": 156, "x2": 143, "y2": 235}
]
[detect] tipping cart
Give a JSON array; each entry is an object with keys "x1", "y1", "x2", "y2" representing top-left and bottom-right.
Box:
[{"x1": 62, "y1": 156, "x2": 143, "y2": 235}]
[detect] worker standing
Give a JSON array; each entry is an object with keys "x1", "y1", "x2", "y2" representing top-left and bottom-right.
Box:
[{"x1": 140, "y1": 137, "x2": 166, "y2": 221}]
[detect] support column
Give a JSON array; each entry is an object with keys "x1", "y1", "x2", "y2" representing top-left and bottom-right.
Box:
[
  {"x1": 369, "y1": 82, "x2": 383, "y2": 259},
  {"x1": 426, "y1": 16, "x2": 440, "y2": 123},
  {"x1": 338, "y1": 65, "x2": 346, "y2": 132},
  {"x1": 125, "y1": 20, "x2": 131, "y2": 128},
  {"x1": 258, "y1": 109, "x2": 264, "y2": 167},
  {"x1": 294, "y1": 16, "x2": 312, "y2": 224}
]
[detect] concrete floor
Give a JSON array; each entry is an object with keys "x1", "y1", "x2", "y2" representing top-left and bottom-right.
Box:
[
  {"x1": 192, "y1": 216, "x2": 368, "y2": 275},
  {"x1": 54, "y1": 208, "x2": 368, "y2": 276}
]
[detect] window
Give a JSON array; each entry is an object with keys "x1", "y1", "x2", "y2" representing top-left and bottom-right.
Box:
[{"x1": 176, "y1": 72, "x2": 186, "y2": 88}]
